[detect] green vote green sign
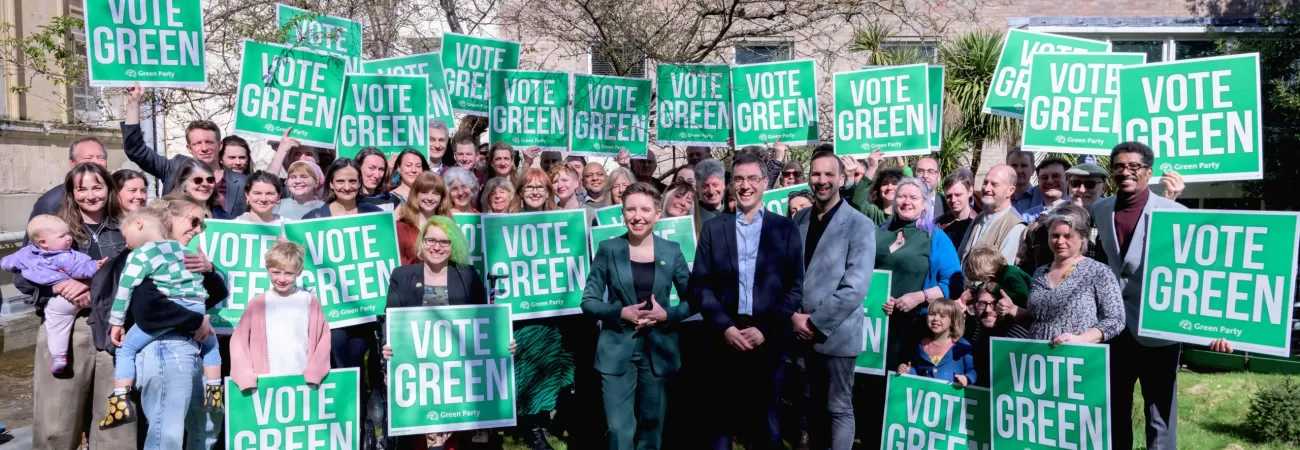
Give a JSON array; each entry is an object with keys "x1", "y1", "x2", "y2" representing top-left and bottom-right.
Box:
[
  {"x1": 187, "y1": 219, "x2": 281, "y2": 332},
  {"x1": 284, "y1": 212, "x2": 400, "y2": 327},
  {"x1": 588, "y1": 216, "x2": 698, "y2": 307},
  {"x1": 594, "y1": 204, "x2": 624, "y2": 226},
  {"x1": 984, "y1": 29, "x2": 1110, "y2": 119},
  {"x1": 234, "y1": 40, "x2": 346, "y2": 148},
  {"x1": 1139, "y1": 209, "x2": 1299, "y2": 356},
  {"x1": 856, "y1": 270, "x2": 892, "y2": 375},
  {"x1": 1118, "y1": 53, "x2": 1263, "y2": 183},
  {"x1": 224, "y1": 368, "x2": 360, "y2": 450},
  {"x1": 1023, "y1": 52, "x2": 1147, "y2": 155},
  {"x1": 762, "y1": 183, "x2": 809, "y2": 217},
  {"x1": 453, "y1": 213, "x2": 487, "y2": 282},
  {"x1": 277, "y1": 4, "x2": 362, "y2": 73},
  {"x1": 363, "y1": 52, "x2": 458, "y2": 132},
  {"x1": 83, "y1": 0, "x2": 207, "y2": 87},
  {"x1": 991, "y1": 337, "x2": 1111, "y2": 450},
  {"x1": 571, "y1": 74, "x2": 652, "y2": 157},
  {"x1": 656, "y1": 64, "x2": 732, "y2": 147},
  {"x1": 335, "y1": 73, "x2": 429, "y2": 159},
  {"x1": 928, "y1": 65, "x2": 945, "y2": 152},
  {"x1": 731, "y1": 59, "x2": 820, "y2": 147},
  {"x1": 834, "y1": 64, "x2": 930, "y2": 157},
  {"x1": 489, "y1": 70, "x2": 570, "y2": 151},
  {"x1": 441, "y1": 33, "x2": 520, "y2": 116},
  {"x1": 882, "y1": 374, "x2": 990, "y2": 450},
  {"x1": 386, "y1": 305, "x2": 516, "y2": 434},
  {"x1": 483, "y1": 210, "x2": 589, "y2": 320}
]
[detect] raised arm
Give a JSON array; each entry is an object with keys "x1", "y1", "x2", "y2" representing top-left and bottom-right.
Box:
[{"x1": 121, "y1": 83, "x2": 171, "y2": 179}]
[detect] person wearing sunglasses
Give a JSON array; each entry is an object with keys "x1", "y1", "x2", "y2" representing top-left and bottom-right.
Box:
[
  {"x1": 779, "y1": 161, "x2": 806, "y2": 188},
  {"x1": 1016, "y1": 162, "x2": 1108, "y2": 274},
  {"x1": 169, "y1": 159, "x2": 230, "y2": 219}
]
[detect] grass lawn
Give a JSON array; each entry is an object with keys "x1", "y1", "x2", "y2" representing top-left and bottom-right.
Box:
[{"x1": 492, "y1": 369, "x2": 1296, "y2": 450}]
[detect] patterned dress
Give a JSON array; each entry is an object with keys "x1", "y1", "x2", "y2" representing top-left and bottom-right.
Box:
[
  {"x1": 514, "y1": 320, "x2": 575, "y2": 416},
  {"x1": 1026, "y1": 258, "x2": 1126, "y2": 341}
]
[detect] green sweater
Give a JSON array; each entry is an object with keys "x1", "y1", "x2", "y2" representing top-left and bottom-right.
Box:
[{"x1": 994, "y1": 264, "x2": 1032, "y2": 308}]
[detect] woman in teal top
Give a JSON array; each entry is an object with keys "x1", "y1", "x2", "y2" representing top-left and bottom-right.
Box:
[
  {"x1": 876, "y1": 177, "x2": 962, "y2": 367},
  {"x1": 581, "y1": 182, "x2": 693, "y2": 450}
]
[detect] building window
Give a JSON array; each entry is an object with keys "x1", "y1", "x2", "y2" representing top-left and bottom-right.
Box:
[
  {"x1": 1111, "y1": 40, "x2": 1165, "y2": 63},
  {"x1": 881, "y1": 42, "x2": 939, "y2": 63},
  {"x1": 589, "y1": 44, "x2": 646, "y2": 77},
  {"x1": 1175, "y1": 40, "x2": 1220, "y2": 60},
  {"x1": 734, "y1": 43, "x2": 791, "y2": 65},
  {"x1": 407, "y1": 37, "x2": 442, "y2": 54}
]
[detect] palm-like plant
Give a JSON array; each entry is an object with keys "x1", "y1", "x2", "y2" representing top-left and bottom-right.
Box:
[
  {"x1": 848, "y1": 23, "x2": 896, "y2": 66},
  {"x1": 939, "y1": 30, "x2": 1022, "y2": 171}
]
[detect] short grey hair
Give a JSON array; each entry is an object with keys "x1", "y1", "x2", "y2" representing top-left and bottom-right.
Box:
[
  {"x1": 695, "y1": 158, "x2": 725, "y2": 187},
  {"x1": 1042, "y1": 203, "x2": 1093, "y2": 252},
  {"x1": 443, "y1": 167, "x2": 479, "y2": 197},
  {"x1": 69, "y1": 137, "x2": 105, "y2": 161},
  {"x1": 429, "y1": 120, "x2": 450, "y2": 134}
]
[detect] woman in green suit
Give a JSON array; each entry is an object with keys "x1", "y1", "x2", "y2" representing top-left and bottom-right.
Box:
[{"x1": 581, "y1": 182, "x2": 694, "y2": 450}]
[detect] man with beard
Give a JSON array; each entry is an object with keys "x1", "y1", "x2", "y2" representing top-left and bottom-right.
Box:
[
  {"x1": 1006, "y1": 148, "x2": 1041, "y2": 213},
  {"x1": 963, "y1": 282, "x2": 1028, "y2": 388},
  {"x1": 956, "y1": 165, "x2": 1025, "y2": 262},
  {"x1": 692, "y1": 152, "x2": 803, "y2": 450},
  {"x1": 694, "y1": 158, "x2": 727, "y2": 224},
  {"x1": 427, "y1": 120, "x2": 450, "y2": 174},
  {"x1": 790, "y1": 151, "x2": 874, "y2": 450},
  {"x1": 1018, "y1": 157, "x2": 1071, "y2": 222},
  {"x1": 914, "y1": 156, "x2": 946, "y2": 215},
  {"x1": 1016, "y1": 162, "x2": 1107, "y2": 273}
]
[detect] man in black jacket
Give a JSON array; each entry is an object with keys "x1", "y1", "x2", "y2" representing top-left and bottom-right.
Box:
[{"x1": 26, "y1": 138, "x2": 110, "y2": 239}]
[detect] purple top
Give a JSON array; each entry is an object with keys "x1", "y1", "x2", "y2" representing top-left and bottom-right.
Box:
[{"x1": 0, "y1": 245, "x2": 99, "y2": 286}]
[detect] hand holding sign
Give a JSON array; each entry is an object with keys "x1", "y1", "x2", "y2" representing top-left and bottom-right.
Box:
[
  {"x1": 896, "y1": 362, "x2": 911, "y2": 375},
  {"x1": 616, "y1": 148, "x2": 631, "y2": 167},
  {"x1": 1160, "y1": 170, "x2": 1185, "y2": 201},
  {"x1": 127, "y1": 82, "x2": 144, "y2": 104},
  {"x1": 183, "y1": 250, "x2": 213, "y2": 273},
  {"x1": 953, "y1": 374, "x2": 969, "y2": 387}
]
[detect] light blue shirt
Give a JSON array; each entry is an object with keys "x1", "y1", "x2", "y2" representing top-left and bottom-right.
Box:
[
  {"x1": 736, "y1": 209, "x2": 763, "y2": 315},
  {"x1": 1010, "y1": 185, "x2": 1043, "y2": 214},
  {"x1": 1019, "y1": 194, "x2": 1070, "y2": 223}
]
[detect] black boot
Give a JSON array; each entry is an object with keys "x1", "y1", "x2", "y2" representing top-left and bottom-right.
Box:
[{"x1": 523, "y1": 414, "x2": 554, "y2": 450}]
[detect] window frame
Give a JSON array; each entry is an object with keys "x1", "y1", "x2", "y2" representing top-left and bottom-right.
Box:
[
  {"x1": 731, "y1": 41, "x2": 793, "y2": 66},
  {"x1": 587, "y1": 43, "x2": 647, "y2": 78}
]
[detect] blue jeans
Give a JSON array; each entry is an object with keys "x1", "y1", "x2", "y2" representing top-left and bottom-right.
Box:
[
  {"x1": 114, "y1": 324, "x2": 220, "y2": 380},
  {"x1": 136, "y1": 333, "x2": 221, "y2": 450}
]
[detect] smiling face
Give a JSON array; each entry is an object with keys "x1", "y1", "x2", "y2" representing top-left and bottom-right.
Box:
[
  {"x1": 1037, "y1": 163, "x2": 1067, "y2": 202},
  {"x1": 71, "y1": 140, "x2": 108, "y2": 169},
  {"x1": 454, "y1": 143, "x2": 478, "y2": 169},
  {"x1": 1111, "y1": 151, "x2": 1151, "y2": 194},
  {"x1": 422, "y1": 225, "x2": 452, "y2": 265},
  {"x1": 118, "y1": 178, "x2": 148, "y2": 212},
  {"x1": 552, "y1": 171, "x2": 578, "y2": 201},
  {"x1": 415, "y1": 185, "x2": 442, "y2": 216},
  {"x1": 700, "y1": 175, "x2": 724, "y2": 208},
  {"x1": 894, "y1": 183, "x2": 925, "y2": 222},
  {"x1": 926, "y1": 308, "x2": 952, "y2": 336},
  {"x1": 583, "y1": 163, "x2": 607, "y2": 193},
  {"x1": 808, "y1": 156, "x2": 842, "y2": 204},
  {"x1": 449, "y1": 180, "x2": 474, "y2": 210},
  {"x1": 330, "y1": 167, "x2": 361, "y2": 203},
  {"x1": 428, "y1": 128, "x2": 449, "y2": 160},
  {"x1": 488, "y1": 187, "x2": 512, "y2": 213},
  {"x1": 491, "y1": 149, "x2": 514, "y2": 177},
  {"x1": 666, "y1": 190, "x2": 694, "y2": 217},
  {"x1": 222, "y1": 145, "x2": 249, "y2": 173},
  {"x1": 187, "y1": 129, "x2": 220, "y2": 166},
  {"x1": 877, "y1": 175, "x2": 900, "y2": 208},
  {"x1": 268, "y1": 266, "x2": 301, "y2": 296},
  {"x1": 184, "y1": 167, "x2": 216, "y2": 202},
  {"x1": 1068, "y1": 174, "x2": 1106, "y2": 209},
  {"x1": 975, "y1": 290, "x2": 999, "y2": 327},
  {"x1": 359, "y1": 155, "x2": 387, "y2": 192},
  {"x1": 398, "y1": 154, "x2": 424, "y2": 185},
  {"x1": 732, "y1": 162, "x2": 767, "y2": 214},
  {"x1": 248, "y1": 181, "x2": 280, "y2": 216},
  {"x1": 171, "y1": 205, "x2": 207, "y2": 246},
  {"x1": 521, "y1": 179, "x2": 550, "y2": 210},
  {"x1": 286, "y1": 170, "x2": 318, "y2": 198},
  {"x1": 944, "y1": 181, "x2": 971, "y2": 215},
  {"x1": 608, "y1": 173, "x2": 631, "y2": 206},
  {"x1": 622, "y1": 192, "x2": 661, "y2": 239},
  {"x1": 980, "y1": 166, "x2": 1016, "y2": 211}
]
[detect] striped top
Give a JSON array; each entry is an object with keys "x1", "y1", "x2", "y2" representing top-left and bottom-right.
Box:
[{"x1": 109, "y1": 240, "x2": 208, "y2": 326}]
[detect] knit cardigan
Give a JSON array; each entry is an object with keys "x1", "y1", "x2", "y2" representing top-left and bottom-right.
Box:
[{"x1": 229, "y1": 291, "x2": 332, "y2": 390}]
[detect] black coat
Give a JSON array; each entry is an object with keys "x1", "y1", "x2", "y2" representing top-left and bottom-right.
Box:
[
  {"x1": 89, "y1": 250, "x2": 229, "y2": 353},
  {"x1": 385, "y1": 262, "x2": 488, "y2": 308}
]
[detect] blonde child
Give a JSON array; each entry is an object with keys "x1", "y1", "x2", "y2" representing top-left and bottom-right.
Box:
[
  {"x1": 99, "y1": 208, "x2": 222, "y2": 429},
  {"x1": 897, "y1": 298, "x2": 978, "y2": 386},
  {"x1": 0, "y1": 215, "x2": 101, "y2": 373},
  {"x1": 229, "y1": 241, "x2": 331, "y2": 390}
]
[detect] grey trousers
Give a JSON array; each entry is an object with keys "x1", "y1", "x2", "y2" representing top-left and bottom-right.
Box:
[
  {"x1": 33, "y1": 315, "x2": 138, "y2": 450},
  {"x1": 1109, "y1": 331, "x2": 1179, "y2": 450},
  {"x1": 805, "y1": 351, "x2": 856, "y2": 450}
]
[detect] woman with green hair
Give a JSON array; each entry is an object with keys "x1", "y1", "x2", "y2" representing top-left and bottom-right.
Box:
[{"x1": 381, "y1": 215, "x2": 512, "y2": 448}]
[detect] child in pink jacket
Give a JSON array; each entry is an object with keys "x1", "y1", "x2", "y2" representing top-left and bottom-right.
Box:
[{"x1": 229, "y1": 241, "x2": 331, "y2": 390}]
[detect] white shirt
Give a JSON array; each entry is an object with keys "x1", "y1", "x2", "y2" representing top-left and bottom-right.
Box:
[{"x1": 264, "y1": 289, "x2": 312, "y2": 376}]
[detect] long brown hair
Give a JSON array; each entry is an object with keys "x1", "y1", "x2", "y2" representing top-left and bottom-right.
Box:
[
  {"x1": 396, "y1": 172, "x2": 453, "y2": 227},
  {"x1": 508, "y1": 168, "x2": 557, "y2": 212},
  {"x1": 59, "y1": 163, "x2": 122, "y2": 244}
]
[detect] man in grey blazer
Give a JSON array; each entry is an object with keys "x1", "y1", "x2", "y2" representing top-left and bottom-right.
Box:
[{"x1": 791, "y1": 151, "x2": 875, "y2": 450}]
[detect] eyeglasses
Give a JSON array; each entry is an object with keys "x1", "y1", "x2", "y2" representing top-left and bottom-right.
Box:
[
  {"x1": 1110, "y1": 163, "x2": 1149, "y2": 174},
  {"x1": 523, "y1": 185, "x2": 548, "y2": 193},
  {"x1": 423, "y1": 238, "x2": 451, "y2": 248},
  {"x1": 915, "y1": 168, "x2": 940, "y2": 176},
  {"x1": 782, "y1": 171, "x2": 802, "y2": 177},
  {"x1": 733, "y1": 175, "x2": 765, "y2": 186},
  {"x1": 1069, "y1": 180, "x2": 1101, "y2": 189},
  {"x1": 190, "y1": 176, "x2": 216, "y2": 185},
  {"x1": 187, "y1": 215, "x2": 206, "y2": 231},
  {"x1": 972, "y1": 301, "x2": 995, "y2": 312}
]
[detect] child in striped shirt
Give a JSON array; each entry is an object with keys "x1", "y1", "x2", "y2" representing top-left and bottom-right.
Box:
[{"x1": 99, "y1": 208, "x2": 222, "y2": 430}]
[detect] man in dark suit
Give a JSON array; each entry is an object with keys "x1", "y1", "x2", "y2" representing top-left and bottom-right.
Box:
[
  {"x1": 690, "y1": 152, "x2": 804, "y2": 450},
  {"x1": 120, "y1": 83, "x2": 247, "y2": 214}
]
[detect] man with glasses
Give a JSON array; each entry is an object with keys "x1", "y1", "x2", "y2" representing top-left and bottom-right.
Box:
[
  {"x1": 692, "y1": 152, "x2": 803, "y2": 450},
  {"x1": 914, "y1": 156, "x2": 945, "y2": 215},
  {"x1": 120, "y1": 82, "x2": 247, "y2": 214}
]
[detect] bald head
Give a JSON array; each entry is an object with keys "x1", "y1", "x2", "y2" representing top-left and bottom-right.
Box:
[{"x1": 980, "y1": 165, "x2": 1018, "y2": 212}]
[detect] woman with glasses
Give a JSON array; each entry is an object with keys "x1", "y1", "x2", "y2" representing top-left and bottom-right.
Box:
[
  {"x1": 170, "y1": 159, "x2": 229, "y2": 219},
  {"x1": 779, "y1": 161, "x2": 806, "y2": 187}
]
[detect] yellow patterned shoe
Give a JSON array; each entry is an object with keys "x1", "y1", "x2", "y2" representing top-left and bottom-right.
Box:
[
  {"x1": 98, "y1": 392, "x2": 137, "y2": 430},
  {"x1": 204, "y1": 384, "x2": 224, "y2": 412}
]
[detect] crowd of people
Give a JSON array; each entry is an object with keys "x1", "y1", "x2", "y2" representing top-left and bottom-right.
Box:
[{"x1": 11, "y1": 82, "x2": 1242, "y2": 450}]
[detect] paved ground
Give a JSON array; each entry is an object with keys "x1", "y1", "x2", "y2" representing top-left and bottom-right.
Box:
[
  {"x1": 0, "y1": 426, "x2": 32, "y2": 449},
  {"x1": 0, "y1": 285, "x2": 36, "y2": 434}
]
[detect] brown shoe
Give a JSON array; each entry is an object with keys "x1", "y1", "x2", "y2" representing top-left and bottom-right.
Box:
[{"x1": 99, "y1": 392, "x2": 137, "y2": 430}]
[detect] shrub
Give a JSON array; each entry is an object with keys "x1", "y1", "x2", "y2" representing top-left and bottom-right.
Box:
[{"x1": 1245, "y1": 377, "x2": 1300, "y2": 444}]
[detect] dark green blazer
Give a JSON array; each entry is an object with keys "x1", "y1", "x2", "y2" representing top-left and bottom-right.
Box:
[{"x1": 581, "y1": 234, "x2": 694, "y2": 376}]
